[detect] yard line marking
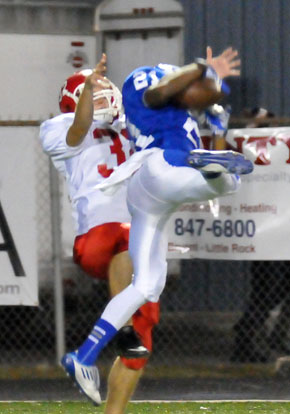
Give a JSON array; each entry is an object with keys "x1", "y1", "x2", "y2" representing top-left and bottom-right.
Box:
[{"x1": 2, "y1": 400, "x2": 290, "y2": 403}]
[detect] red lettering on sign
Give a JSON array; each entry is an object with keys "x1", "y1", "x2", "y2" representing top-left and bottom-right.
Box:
[
  {"x1": 276, "y1": 136, "x2": 290, "y2": 163},
  {"x1": 247, "y1": 136, "x2": 277, "y2": 165},
  {"x1": 234, "y1": 136, "x2": 277, "y2": 165}
]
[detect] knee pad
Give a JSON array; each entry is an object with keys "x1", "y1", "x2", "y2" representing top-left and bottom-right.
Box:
[{"x1": 120, "y1": 302, "x2": 160, "y2": 370}]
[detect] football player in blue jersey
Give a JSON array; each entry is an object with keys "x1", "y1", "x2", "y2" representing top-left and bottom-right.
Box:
[{"x1": 61, "y1": 46, "x2": 254, "y2": 403}]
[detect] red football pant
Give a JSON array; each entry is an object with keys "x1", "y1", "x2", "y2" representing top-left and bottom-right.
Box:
[{"x1": 73, "y1": 222, "x2": 160, "y2": 369}]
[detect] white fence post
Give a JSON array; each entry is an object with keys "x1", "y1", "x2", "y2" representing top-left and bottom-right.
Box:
[{"x1": 49, "y1": 160, "x2": 65, "y2": 364}]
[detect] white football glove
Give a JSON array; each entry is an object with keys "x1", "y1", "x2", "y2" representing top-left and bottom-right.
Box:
[{"x1": 203, "y1": 104, "x2": 231, "y2": 136}]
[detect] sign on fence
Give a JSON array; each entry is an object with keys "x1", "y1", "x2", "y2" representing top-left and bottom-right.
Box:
[
  {"x1": 0, "y1": 127, "x2": 38, "y2": 305},
  {"x1": 2, "y1": 125, "x2": 290, "y2": 305},
  {"x1": 167, "y1": 127, "x2": 290, "y2": 260}
]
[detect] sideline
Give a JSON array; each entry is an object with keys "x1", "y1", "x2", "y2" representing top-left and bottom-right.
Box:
[{"x1": 2, "y1": 399, "x2": 290, "y2": 403}]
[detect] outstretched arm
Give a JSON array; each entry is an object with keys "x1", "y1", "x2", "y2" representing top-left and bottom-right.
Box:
[
  {"x1": 144, "y1": 62, "x2": 206, "y2": 108},
  {"x1": 144, "y1": 46, "x2": 240, "y2": 110},
  {"x1": 66, "y1": 53, "x2": 108, "y2": 147}
]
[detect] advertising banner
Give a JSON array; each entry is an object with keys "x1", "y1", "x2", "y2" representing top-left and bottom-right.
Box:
[
  {"x1": 0, "y1": 128, "x2": 38, "y2": 305},
  {"x1": 167, "y1": 127, "x2": 290, "y2": 260}
]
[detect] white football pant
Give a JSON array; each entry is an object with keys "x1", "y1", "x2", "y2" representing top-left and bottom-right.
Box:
[{"x1": 101, "y1": 150, "x2": 240, "y2": 329}]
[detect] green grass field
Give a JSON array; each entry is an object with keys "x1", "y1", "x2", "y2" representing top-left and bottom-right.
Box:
[{"x1": 1, "y1": 401, "x2": 290, "y2": 414}]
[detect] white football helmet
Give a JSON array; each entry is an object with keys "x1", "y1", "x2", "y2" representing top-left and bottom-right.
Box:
[
  {"x1": 59, "y1": 69, "x2": 123, "y2": 123},
  {"x1": 92, "y1": 80, "x2": 123, "y2": 123}
]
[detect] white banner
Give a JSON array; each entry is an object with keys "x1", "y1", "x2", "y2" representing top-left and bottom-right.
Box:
[
  {"x1": 167, "y1": 127, "x2": 290, "y2": 260},
  {"x1": 0, "y1": 128, "x2": 38, "y2": 305}
]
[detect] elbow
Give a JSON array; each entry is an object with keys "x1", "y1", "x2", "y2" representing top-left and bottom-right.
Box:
[
  {"x1": 66, "y1": 127, "x2": 86, "y2": 147},
  {"x1": 144, "y1": 88, "x2": 167, "y2": 108}
]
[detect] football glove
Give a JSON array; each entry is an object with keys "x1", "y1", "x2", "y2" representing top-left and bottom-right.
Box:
[
  {"x1": 195, "y1": 58, "x2": 231, "y2": 95},
  {"x1": 204, "y1": 104, "x2": 231, "y2": 136}
]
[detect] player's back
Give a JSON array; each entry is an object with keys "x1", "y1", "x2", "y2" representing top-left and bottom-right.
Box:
[
  {"x1": 122, "y1": 65, "x2": 200, "y2": 153},
  {"x1": 39, "y1": 113, "x2": 132, "y2": 234}
]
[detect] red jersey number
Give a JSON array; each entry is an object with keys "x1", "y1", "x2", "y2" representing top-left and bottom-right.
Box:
[{"x1": 93, "y1": 128, "x2": 128, "y2": 178}]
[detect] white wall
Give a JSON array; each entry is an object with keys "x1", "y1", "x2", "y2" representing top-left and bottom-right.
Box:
[
  {"x1": 0, "y1": 34, "x2": 96, "y2": 120},
  {"x1": 105, "y1": 30, "x2": 183, "y2": 89}
]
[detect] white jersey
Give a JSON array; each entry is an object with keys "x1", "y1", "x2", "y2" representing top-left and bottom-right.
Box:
[{"x1": 39, "y1": 113, "x2": 132, "y2": 235}]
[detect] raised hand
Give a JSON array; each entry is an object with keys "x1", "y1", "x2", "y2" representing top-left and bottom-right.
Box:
[
  {"x1": 93, "y1": 52, "x2": 107, "y2": 77},
  {"x1": 67, "y1": 53, "x2": 109, "y2": 146},
  {"x1": 86, "y1": 53, "x2": 110, "y2": 90},
  {"x1": 206, "y1": 46, "x2": 241, "y2": 79}
]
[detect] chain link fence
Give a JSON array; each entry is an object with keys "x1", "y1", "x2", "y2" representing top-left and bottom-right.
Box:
[{"x1": 1, "y1": 123, "x2": 290, "y2": 374}]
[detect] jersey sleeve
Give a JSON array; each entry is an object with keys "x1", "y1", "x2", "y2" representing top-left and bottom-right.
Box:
[
  {"x1": 122, "y1": 65, "x2": 178, "y2": 113},
  {"x1": 39, "y1": 114, "x2": 82, "y2": 160},
  {"x1": 122, "y1": 67, "x2": 151, "y2": 111}
]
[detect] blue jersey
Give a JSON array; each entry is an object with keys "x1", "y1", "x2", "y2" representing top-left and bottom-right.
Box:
[{"x1": 122, "y1": 64, "x2": 201, "y2": 153}]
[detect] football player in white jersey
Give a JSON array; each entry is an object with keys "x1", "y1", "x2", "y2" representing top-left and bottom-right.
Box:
[
  {"x1": 60, "y1": 47, "x2": 253, "y2": 400},
  {"x1": 39, "y1": 54, "x2": 159, "y2": 413}
]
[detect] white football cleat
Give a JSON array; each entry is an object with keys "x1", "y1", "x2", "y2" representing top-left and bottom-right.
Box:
[
  {"x1": 188, "y1": 149, "x2": 253, "y2": 175},
  {"x1": 61, "y1": 351, "x2": 101, "y2": 406}
]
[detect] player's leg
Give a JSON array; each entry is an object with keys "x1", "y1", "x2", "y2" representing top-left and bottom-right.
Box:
[
  {"x1": 108, "y1": 250, "x2": 133, "y2": 298},
  {"x1": 96, "y1": 209, "x2": 167, "y2": 329},
  {"x1": 74, "y1": 224, "x2": 150, "y2": 353},
  {"x1": 90, "y1": 149, "x2": 242, "y2": 352},
  {"x1": 106, "y1": 241, "x2": 152, "y2": 413},
  {"x1": 105, "y1": 280, "x2": 159, "y2": 414},
  {"x1": 62, "y1": 148, "x2": 241, "y2": 399},
  {"x1": 63, "y1": 216, "x2": 162, "y2": 403},
  {"x1": 62, "y1": 226, "x2": 116, "y2": 405},
  {"x1": 107, "y1": 223, "x2": 151, "y2": 357},
  {"x1": 109, "y1": 249, "x2": 150, "y2": 358},
  {"x1": 73, "y1": 223, "x2": 145, "y2": 334},
  {"x1": 71, "y1": 185, "x2": 169, "y2": 367},
  {"x1": 120, "y1": 301, "x2": 160, "y2": 367},
  {"x1": 101, "y1": 209, "x2": 164, "y2": 414},
  {"x1": 73, "y1": 224, "x2": 117, "y2": 280},
  {"x1": 187, "y1": 149, "x2": 253, "y2": 175},
  {"x1": 62, "y1": 224, "x2": 145, "y2": 404},
  {"x1": 86, "y1": 225, "x2": 151, "y2": 413},
  {"x1": 105, "y1": 302, "x2": 160, "y2": 414},
  {"x1": 104, "y1": 357, "x2": 143, "y2": 414},
  {"x1": 140, "y1": 149, "x2": 241, "y2": 206}
]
